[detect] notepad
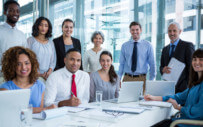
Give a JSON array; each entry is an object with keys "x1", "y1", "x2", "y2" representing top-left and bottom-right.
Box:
[
  {"x1": 102, "y1": 107, "x2": 145, "y2": 114},
  {"x1": 139, "y1": 101, "x2": 172, "y2": 108}
]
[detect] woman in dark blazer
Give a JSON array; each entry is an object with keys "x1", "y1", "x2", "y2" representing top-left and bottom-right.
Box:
[{"x1": 53, "y1": 19, "x2": 83, "y2": 70}]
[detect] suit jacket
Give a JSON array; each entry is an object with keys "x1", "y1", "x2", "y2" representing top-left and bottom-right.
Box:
[
  {"x1": 160, "y1": 39, "x2": 195, "y2": 93},
  {"x1": 53, "y1": 35, "x2": 83, "y2": 70}
]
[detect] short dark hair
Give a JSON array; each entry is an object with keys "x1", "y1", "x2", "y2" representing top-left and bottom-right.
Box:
[
  {"x1": 4, "y1": 0, "x2": 20, "y2": 12},
  {"x1": 129, "y1": 21, "x2": 142, "y2": 29},
  {"x1": 65, "y1": 48, "x2": 81, "y2": 57},
  {"x1": 32, "y1": 16, "x2": 52, "y2": 38},
  {"x1": 62, "y1": 18, "x2": 74, "y2": 28},
  {"x1": 188, "y1": 48, "x2": 203, "y2": 89}
]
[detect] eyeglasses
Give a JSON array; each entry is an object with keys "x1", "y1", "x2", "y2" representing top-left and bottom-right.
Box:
[{"x1": 104, "y1": 111, "x2": 124, "y2": 117}]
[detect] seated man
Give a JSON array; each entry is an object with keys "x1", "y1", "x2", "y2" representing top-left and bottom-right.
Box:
[{"x1": 44, "y1": 48, "x2": 90, "y2": 107}]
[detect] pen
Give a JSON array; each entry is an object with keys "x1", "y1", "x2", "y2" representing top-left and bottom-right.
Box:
[{"x1": 71, "y1": 91, "x2": 76, "y2": 97}]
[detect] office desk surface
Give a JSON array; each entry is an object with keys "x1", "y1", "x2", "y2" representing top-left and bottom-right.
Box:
[{"x1": 32, "y1": 102, "x2": 175, "y2": 127}]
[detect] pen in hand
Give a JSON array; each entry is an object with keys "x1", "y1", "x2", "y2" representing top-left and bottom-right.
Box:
[{"x1": 71, "y1": 91, "x2": 76, "y2": 97}]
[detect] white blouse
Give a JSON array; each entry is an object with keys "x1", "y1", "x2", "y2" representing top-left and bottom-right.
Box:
[
  {"x1": 27, "y1": 36, "x2": 56, "y2": 74},
  {"x1": 83, "y1": 48, "x2": 106, "y2": 73}
]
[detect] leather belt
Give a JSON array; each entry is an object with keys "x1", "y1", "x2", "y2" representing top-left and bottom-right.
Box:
[{"x1": 125, "y1": 73, "x2": 146, "y2": 77}]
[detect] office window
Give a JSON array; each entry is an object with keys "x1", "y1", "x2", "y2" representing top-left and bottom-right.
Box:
[
  {"x1": 166, "y1": 0, "x2": 175, "y2": 14},
  {"x1": 18, "y1": 0, "x2": 33, "y2": 7},
  {"x1": 183, "y1": 16, "x2": 196, "y2": 32},
  {"x1": 18, "y1": 13, "x2": 33, "y2": 38},
  {"x1": 184, "y1": 0, "x2": 196, "y2": 11},
  {"x1": 0, "y1": 0, "x2": 2, "y2": 16}
]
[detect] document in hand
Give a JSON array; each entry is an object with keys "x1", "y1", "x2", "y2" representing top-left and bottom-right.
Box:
[
  {"x1": 139, "y1": 100, "x2": 172, "y2": 108},
  {"x1": 32, "y1": 107, "x2": 67, "y2": 120},
  {"x1": 102, "y1": 107, "x2": 145, "y2": 114},
  {"x1": 162, "y1": 58, "x2": 185, "y2": 82}
]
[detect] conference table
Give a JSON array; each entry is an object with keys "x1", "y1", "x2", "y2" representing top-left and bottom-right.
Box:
[{"x1": 32, "y1": 101, "x2": 176, "y2": 127}]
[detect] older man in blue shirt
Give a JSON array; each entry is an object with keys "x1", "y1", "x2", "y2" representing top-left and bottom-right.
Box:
[{"x1": 118, "y1": 21, "x2": 156, "y2": 94}]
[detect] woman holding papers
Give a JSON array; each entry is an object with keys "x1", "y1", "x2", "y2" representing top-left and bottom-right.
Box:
[
  {"x1": 144, "y1": 49, "x2": 203, "y2": 127},
  {"x1": 90, "y1": 51, "x2": 119, "y2": 102},
  {"x1": 0, "y1": 46, "x2": 56, "y2": 113}
]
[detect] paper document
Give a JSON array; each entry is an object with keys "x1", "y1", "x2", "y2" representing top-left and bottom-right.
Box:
[
  {"x1": 162, "y1": 58, "x2": 185, "y2": 82},
  {"x1": 102, "y1": 107, "x2": 145, "y2": 114},
  {"x1": 119, "y1": 105, "x2": 152, "y2": 110},
  {"x1": 32, "y1": 107, "x2": 67, "y2": 120},
  {"x1": 139, "y1": 100, "x2": 172, "y2": 108}
]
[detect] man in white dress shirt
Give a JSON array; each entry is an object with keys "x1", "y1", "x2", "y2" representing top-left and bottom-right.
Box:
[
  {"x1": 0, "y1": 0, "x2": 27, "y2": 72},
  {"x1": 44, "y1": 48, "x2": 90, "y2": 107}
]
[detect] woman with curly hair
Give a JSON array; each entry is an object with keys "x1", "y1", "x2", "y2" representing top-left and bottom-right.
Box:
[
  {"x1": 0, "y1": 46, "x2": 56, "y2": 113},
  {"x1": 27, "y1": 16, "x2": 56, "y2": 80}
]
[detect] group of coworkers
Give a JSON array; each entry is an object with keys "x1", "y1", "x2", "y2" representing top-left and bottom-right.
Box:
[{"x1": 0, "y1": 1, "x2": 202, "y2": 127}]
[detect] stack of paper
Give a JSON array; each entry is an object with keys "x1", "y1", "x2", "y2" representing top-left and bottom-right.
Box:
[
  {"x1": 102, "y1": 107, "x2": 145, "y2": 114},
  {"x1": 139, "y1": 101, "x2": 172, "y2": 108}
]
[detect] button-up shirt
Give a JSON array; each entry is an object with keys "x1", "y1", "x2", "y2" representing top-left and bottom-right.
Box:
[
  {"x1": 118, "y1": 38, "x2": 156, "y2": 80},
  {"x1": 0, "y1": 23, "x2": 27, "y2": 70},
  {"x1": 44, "y1": 67, "x2": 90, "y2": 107}
]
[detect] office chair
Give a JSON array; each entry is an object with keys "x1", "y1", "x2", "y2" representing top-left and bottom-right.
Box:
[{"x1": 170, "y1": 119, "x2": 203, "y2": 127}]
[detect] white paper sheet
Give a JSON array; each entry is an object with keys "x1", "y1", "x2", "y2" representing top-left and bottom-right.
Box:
[
  {"x1": 139, "y1": 100, "x2": 172, "y2": 108},
  {"x1": 162, "y1": 58, "x2": 185, "y2": 82}
]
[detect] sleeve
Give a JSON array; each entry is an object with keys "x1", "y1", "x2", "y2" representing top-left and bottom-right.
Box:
[
  {"x1": 162, "y1": 88, "x2": 189, "y2": 105},
  {"x1": 115, "y1": 77, "x2": 120, "y2": 98},
  {"x1": 49, "y1": 40, "x2": 56, "y2": 71},
  {"x1": 118, "y1": 44, "x2": 125, "y2": 79},
  {"x1": 44, "y1": 73, "x2": 58, "y2": 107},
  {"x1": 82, "y1": 73, "x2": 90, "y2": 104},
  {"x1": 89, "y1": 73, "x2": 96, "y2": 102},
  {"x1": 37, "y1": 80, "x2": 45, "y2": 93},
  {"x1": 83, "y1": 51, "x2": 89, "y2": 72},
  {"x1": 77, "y1": 39, "x2": 83, "y2": 70},
  {"x1": 159, "y1": 47, "x2": 165, "y2": 75},
  {"x1": 0, "y1": 82, "x2": 9, "y2": 89},
  {"x1": 148, "y1": 44, "x2": 156, "y2": 80},
  {"x1": 27, "y1": 37, "x2": 33, "y2": 49},
  {"x1": 180, "y1": 88, "x2": 203, "y2": 119},
  {"x1": 23, "y1": 34, "x2": 27, "y2": 48}
]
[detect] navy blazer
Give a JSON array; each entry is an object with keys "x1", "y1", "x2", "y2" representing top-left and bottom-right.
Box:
[
  {"x1": 53, "y1": 35, "x2": 83, "y2": 71},
  {"x1": 160, "y1": 39, "x2": 195, "y2": 93}
]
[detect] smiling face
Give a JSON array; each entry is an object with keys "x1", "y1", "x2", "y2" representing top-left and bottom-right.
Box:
[
  {"x1": 100, "y1": 54, "x2": 112, "y2": 71},
  {"x1": 93, "y1": 34, "x2": 103, "y2": 47},
  {"x1": 64, "y1": 51, "x2": 81, "y2": 73},
  {"x1": 192, "y1": 57, "x2": 203, "y2": 75},
  {"x1": 62, "y1": 21, "x2": 74, "y2": 37},
  {"x1": 16, "y1": 54, "x2": 32, "y2": 78},
  {"x1": 168, "y1": 24, "x2": 181, "y2": 43},
  {"x1": 130, "y1": 25, "x2": 142, "y2": 41},
  {"x1": 4, "y1": 3, "x2": 20, "y2": 26},
  {"x1": 38, "y1": 20, "x2": 49, "y2": 36}
]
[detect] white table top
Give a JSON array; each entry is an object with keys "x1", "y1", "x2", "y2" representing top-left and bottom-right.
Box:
[{"x1": 32, "y1": 102, "x2": 176, "y2": 127}]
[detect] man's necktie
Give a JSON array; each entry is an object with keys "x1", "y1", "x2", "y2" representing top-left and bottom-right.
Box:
[
  {"x1": 170, "y1": 45, "x2": 175, "y2": 58},
  {"x1": 131, "y1": 42, "x2": 138, "y2": 72},
  {"x1": 71, "y1": 74, "x2": 77, "y2": 97}
]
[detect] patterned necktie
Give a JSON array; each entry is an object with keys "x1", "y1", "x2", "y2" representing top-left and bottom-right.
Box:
[
  {"x1": 71, "y1": 74, "x2": 77, "y2": 97},
  {"x1": 131, "y1": 42, "x2": 138, "y2": 72}
]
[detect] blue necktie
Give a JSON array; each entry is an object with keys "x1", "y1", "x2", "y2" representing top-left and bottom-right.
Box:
[
  {"x1": 131, "y1": 42, "x2": 138, "y2": 72},
  {"x1": 170, "y1": 45, "x2": 175, "y2": 58}
]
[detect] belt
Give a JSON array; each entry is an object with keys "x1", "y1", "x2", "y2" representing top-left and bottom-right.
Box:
[{"x1": 125, "y1": 73, "x2": 146, "y2": 77}]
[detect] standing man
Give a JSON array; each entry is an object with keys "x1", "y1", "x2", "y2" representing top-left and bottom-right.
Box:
[
  {"x1": 0, "y1": 0, "x2": 27, "y2": 72},
  {"x1": 44, "y1": 48, "x2": 90, "y2": 107},
  {"x1": 160, "y1": 22, "x2": 195, "y2": 93},
  {"x1": 118, "y1": 21, "x2": 156, "y2": 93}
]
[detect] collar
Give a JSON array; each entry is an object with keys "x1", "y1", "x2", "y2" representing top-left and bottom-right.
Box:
[
  {"x1": 63, "y1": 67, "x2": 79, "y2": 78},
  {"x1": 170, "y1": 39, "x2": 179, "y2": 46},
  {"x1": 3, "y1": 22, "x2": 17, "y2": 30},
  {"x1": 129, "y1": 37, "x2": 141, "y2": 43}
]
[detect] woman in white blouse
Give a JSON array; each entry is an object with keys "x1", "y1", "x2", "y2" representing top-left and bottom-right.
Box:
[
  {"x1": 83, "y1": 31, "x2": 106, "y2": 73},
  {"x1": 27, "y1": 17, "x2": 56, "y2": 80}
]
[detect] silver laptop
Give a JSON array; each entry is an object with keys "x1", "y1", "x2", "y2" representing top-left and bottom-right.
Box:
[
  {"x1": 0, "y1": 89, "x2": 30, "y2": 127},
  {"x1": 145, "y1": 81, "x2": 176, "y2": 96},
  {"x1": 105, "y1": 81, "x2": 143, "y2": 103}
]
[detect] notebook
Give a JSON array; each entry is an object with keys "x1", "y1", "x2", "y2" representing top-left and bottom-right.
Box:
[
  {"x1": 145, "y1": 81, "x2": 176, "y2": 96},
  {"x1": 105, "y1": 81, "x2": 143, "y2": 103},
  {"x1": 0, "y1": 89, "x2": 30, "y2": 127}
]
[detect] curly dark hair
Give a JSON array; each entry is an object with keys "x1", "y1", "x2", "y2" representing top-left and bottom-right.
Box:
[
  {"x1": 1, "y1": 46, "x2": 39, "y2": 84},
  {"x1": 32, "y1": 16, "x2": 52, "y2": 38}
]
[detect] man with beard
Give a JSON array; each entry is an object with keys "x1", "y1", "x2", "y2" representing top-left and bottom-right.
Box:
[
  {"x1": 0, "y1": 0, "x2": 27, "y2": 73},
  {"x1": 160, "y1": 22, "x2": 194, "y2": 93}
]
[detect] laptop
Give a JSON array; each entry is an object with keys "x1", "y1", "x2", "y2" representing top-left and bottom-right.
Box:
[
  {"x1": 145, "y1": 81, "x2": 176, "y2": 96},
  {"x1": 105, "y1": 81, "x2": 143, "y2": 103},
  {"x1": 0, "y1": 89, "x2": 30, "y2": 127}
]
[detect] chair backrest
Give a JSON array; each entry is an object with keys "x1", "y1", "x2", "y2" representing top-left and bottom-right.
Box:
[{"x1": 170, "y1": 119, "x2": 203, "y2": 127}]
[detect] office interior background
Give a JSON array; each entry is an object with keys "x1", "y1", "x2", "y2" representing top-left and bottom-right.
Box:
[{"x1": 0, "y1": 0, "x2": 202, "y2": 80}]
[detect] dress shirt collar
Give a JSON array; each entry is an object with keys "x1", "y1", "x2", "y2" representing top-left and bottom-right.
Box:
[
  {"x1": 129, "y1": 37, "x2": 141, "y2": 43},
  {"x1": 3, "y1": 22, "x2": 17, "y2": 30},
  {"x1": 170, "y1": 39, "x2": 179, "y2": 47},
  {"x1": 63, "y1": 67, "x2": 79, "y2": 78}
]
